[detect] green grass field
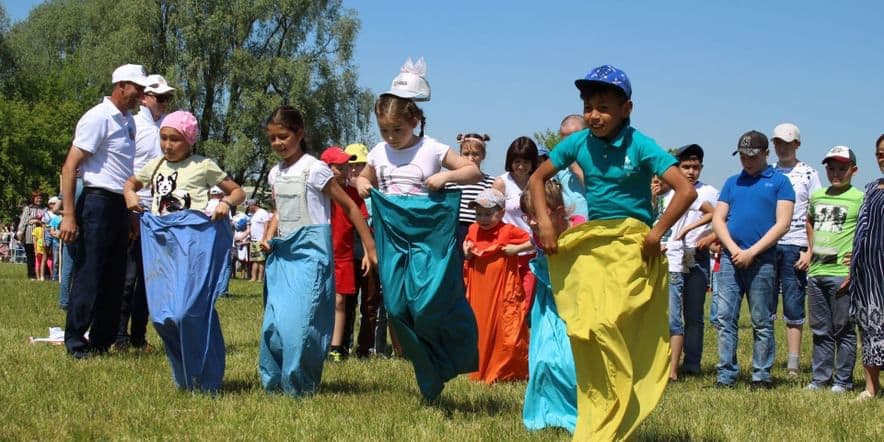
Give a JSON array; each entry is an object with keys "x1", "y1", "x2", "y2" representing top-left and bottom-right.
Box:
[{"x1": 0, "y1": 262, "x2": 880, "y2": 441}]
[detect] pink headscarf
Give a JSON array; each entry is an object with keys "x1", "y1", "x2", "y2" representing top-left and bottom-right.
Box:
[{"x1": 160, "y1": 111, "x2": 200, "y2": 146}]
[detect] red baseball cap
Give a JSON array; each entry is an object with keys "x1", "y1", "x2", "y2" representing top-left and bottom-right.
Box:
[{"x1": 320, "y1": 146, "x2": 356, "y2": 165}]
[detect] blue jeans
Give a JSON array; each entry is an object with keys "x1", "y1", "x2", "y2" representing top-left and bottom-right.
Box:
[
  {"x1": 772, "y1": 244, "x2": 807, "y2": 325},
  {"x1": 58, "y1": 241, "x2": 76, "y2": 310},
  {"x1": 716, "y1": 249, "x2": 776, "y2": 384},
  {"x1": 807, "y1": 276, "x2": 856, "y2": 388},
  {"x1": 64, "y1": 188, "x2": 129, "y2": 354},
  {"x1": 669, "y1": 250, "x2": 710, "y2": 373}
]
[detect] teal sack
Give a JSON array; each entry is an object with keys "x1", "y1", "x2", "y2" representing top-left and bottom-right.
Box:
[
  {"x1": 260, "y1": 224, "x2": 334, "y2": 396},
  {"x1": 371, "y1": 189, "x2": 478, "y2": 401},
  {"x1": 523, "y1": 253, "x2": 577, "y2": 433},
  {"x1": 141, "y1": 211, "x2": 231, "y2": 392}
]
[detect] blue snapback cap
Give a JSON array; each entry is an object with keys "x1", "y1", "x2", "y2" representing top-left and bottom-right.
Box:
[{"x1": 575, "y1": 65, "x2": 632, "y2": 99}]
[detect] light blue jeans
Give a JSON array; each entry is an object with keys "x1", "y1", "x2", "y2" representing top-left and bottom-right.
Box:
[
  {"x1": 669, "y1": 250, "x2": 710, "y2": 374},
  {"x1": 716, "y1": 249, "x2": 776, "y2": 384},
  {"x1": 772, "y1": 244, "x2": 808, "y2": 325}
]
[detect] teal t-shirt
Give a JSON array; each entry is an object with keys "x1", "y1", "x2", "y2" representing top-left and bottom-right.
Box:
[
  {"x1": 549, "y1": 126, "x2": 676, "y2": 226},
  {"x1": 808, "y1": 186, "x2": 864, "y2": 277}
]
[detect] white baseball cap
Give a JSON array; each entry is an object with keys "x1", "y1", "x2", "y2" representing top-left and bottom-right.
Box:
[
  {"x1": 772, "y1": 123, "x2": 800, "y2": 143},
  {"x1": 145, "y1": 74, "x2": 175, "y2": 95},
  {"x1": 384, "y1": 72, "x2": 431, "y2": 101},
  {"x1": 468, "y1": 189, "x2": 505, "y2": 209},
  {"x1": 111, "y1": 64, "x2": 155, "y2": 87},
  {"x1": 383, "y1": 57, "x2": 430, "y2": 102}
]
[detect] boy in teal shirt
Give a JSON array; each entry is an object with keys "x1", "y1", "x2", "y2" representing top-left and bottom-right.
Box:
[
  {"x1": 528, "y1": 65, "x2": 696, "y2": 441},
  {"x1": 805, "y1": 146, "x2": 863, "y2": 392}
]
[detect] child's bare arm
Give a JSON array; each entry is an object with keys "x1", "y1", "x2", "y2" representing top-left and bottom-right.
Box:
[
  {"x1": 528, "y1": 160, "x2": 560, "y2": 255},
  {"x1": 425, "y1": 149, "x2": 481, "y2": 190},
  {"x1": 502, "y1": 240, "x2": 534, "y2": 256},
  {"x1": 355, "y1": 164, "x2": 377, "y2": 198},
  {"x1": 326, "y1": 180, "x2": 378, "y2": 273},
  {"x1": 123, "y1": 176, "x2": 145, "y2": 212},
  {"x1": 261, "y1": 213, "x2": 278, "y2": 252},
  {"x1": 676, "y1": 201, "x2": 714, "y2": 240},
  {"x1": 213, "y1": 177, "x2": 245, "y2": 221}
]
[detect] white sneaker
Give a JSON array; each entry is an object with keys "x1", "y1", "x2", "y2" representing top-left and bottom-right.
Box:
[
  {"x1": 805, "y1": 382, "x2": 822, "y2": 391},
  {"x1": 831, "y1": 385, "x2": 849, "y2": 393}
]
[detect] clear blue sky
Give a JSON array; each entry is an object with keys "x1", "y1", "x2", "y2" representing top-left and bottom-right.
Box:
[{"x1": 6, "y1": 0, "x2": 884, "y2": 189}]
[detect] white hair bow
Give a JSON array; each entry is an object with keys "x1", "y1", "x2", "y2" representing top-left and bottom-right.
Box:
[{"x1": 400, "y1": 57, "x2": 427, "y2": 76}]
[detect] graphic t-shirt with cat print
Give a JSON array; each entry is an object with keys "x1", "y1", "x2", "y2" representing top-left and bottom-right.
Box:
[{"x1": 135, "y1": 154, "x2": 228, "y2": 215}]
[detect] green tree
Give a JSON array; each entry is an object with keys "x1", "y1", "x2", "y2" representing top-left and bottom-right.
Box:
[
  {"x1": 1, "y1": 0, "x2": 374, "y2": 219},
  {"x1": 533, "y1": 128, "x2": 561, "y2": 151}
]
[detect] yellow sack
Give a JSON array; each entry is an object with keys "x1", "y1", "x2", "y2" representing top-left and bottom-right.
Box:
[{"x1": 548, "y1": 218, "x2": 669, "y2": 441}]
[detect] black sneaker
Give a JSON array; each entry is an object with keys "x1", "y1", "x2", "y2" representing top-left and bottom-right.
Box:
[
  {"x1": 712, "y1": 381, "x2": 734, "y2": 389},
  {"x1": 750, "y1": 380, "x2": 773, "y2": 390}
]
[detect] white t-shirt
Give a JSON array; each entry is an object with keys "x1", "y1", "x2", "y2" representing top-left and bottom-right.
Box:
[
  {"x1": 249, "y1": 208, "x2": 272, "y2": 242},
  {"x1": 267, "y1": 154, "x2": 334, "y2": 224},
  {"x1": 665, "y1": 181, "x2": 719, "y2": 273},
  {"x1": 133, "y1": 106, "x2": 164, "y2": 206},
  {"x1": 367, "y1": 136, "x2": 449, "y2": 195},
  {"x1": 500, "y1": 172, "x2": 531, "y2": 234},
  {"x1": 774, "y1": 161, "x2": 822, "y2": 247},
  {"x1": 72, "y1": 97, "x2": 137, "y2": 193}
]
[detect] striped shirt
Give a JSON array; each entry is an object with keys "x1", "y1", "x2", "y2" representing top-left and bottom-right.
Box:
[{"x1": 447, "y1": 173, "x2": 495, "y2": 223}]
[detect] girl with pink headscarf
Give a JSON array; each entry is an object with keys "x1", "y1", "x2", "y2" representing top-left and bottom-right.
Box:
[{"x1": 123, "y1": 110, "x2": 245, "y2": 392}]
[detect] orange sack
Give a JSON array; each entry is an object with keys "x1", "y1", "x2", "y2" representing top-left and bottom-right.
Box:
[{"x1": 464, "y1": 222, "x2": 530, "y2": 383}]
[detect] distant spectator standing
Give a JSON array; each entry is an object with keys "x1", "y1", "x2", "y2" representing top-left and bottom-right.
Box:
[
  {"x1": 555, "y1": 114, "x2": 588, "y2": 224},
  {"x1": 664, "y1": 144, "x2": 718, "y2": 381},
  {"x1": 771, "y1": 123, "x2": 822, "y2": 376},
  {"x1": 58, "y1": 64, "x2": 156, "y2": 358},
  {"x1": 711, "y1": 130, "x2": 795, "y2": 388},
  {"x1": 805, "y1": 146, "x2": 861, "y2": 393},
  {"x1": 15, "y1": 191, "x2": 46, "y2": 280},
  {"x1": 247, "y1": 199, "x2": 272, "y2": 282},
  {"x1": 117, "y1": 74, "x2": 174, "y2": 351},
  {"x1": 849, "y1": 135, "x2": 884, "y2": 402},
  {"x1": 447, "y1": 133, "x2": 496, "y2": 258}
]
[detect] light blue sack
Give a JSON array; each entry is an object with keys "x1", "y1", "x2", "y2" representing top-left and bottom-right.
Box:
[
  {"x1": 371, "y1": 189, "x2": 478, "y2": 401},
  {"x1": 141, "y1": 211, "x2": 232, "y2": 392},
  {"x1": 523, "y1": 253, "x2": 577, "y2": 433},
  {"x1": 259, "y1": 224, "x2": 334, "y2": 396}
]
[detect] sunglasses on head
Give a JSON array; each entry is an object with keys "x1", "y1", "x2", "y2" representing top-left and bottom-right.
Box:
[{"x1": 148, "y1": 94, "x2": 172, "y2": 103}]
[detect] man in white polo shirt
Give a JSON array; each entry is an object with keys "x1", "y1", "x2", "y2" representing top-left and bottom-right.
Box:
[
  {"x1": 116, "y1": 74, "x2": 175, "y2": 351},
  {"x1": 58, "y1": 64, "x2": 156, "y2": 358}
]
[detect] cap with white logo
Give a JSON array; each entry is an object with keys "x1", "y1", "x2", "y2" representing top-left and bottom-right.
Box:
[
  {"x1": 822, "y1": 145, "x2": 856, "y2": 165},
  {"x1": 382, "y1": 57, "x2": 430, "y2": 102}
]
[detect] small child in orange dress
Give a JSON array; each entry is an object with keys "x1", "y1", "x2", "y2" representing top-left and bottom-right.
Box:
[{"x1": 463, "y1": 188, "x2": 534, "y2": 383}]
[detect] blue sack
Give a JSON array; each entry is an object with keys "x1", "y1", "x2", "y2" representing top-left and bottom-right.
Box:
[
  {"x1": 259, "y1": 224, "x2": 335, "y2": 396},
  {"x1": 523, "y1": 253, "x2": 577, "y2": 433},
  {"x1": 141, "y1": 211, "x2": 232, "y2": 392},
  {"x1": 370, "y1": 189, "x2": 478, "y2": 401}
]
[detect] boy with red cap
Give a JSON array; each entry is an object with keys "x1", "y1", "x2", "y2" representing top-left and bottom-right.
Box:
[{"x1": 321, "y1": 146, "x2": 369, "y2": 361}]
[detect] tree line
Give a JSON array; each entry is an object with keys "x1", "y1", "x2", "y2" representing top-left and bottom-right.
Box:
[{"x1": 0, "y1": 0, "x2": 376, "y2": 224}]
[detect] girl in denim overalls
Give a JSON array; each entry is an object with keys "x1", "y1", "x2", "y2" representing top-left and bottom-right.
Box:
[{"x1": 258, "y1": 106, "x2": 376, "y2": 396}]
